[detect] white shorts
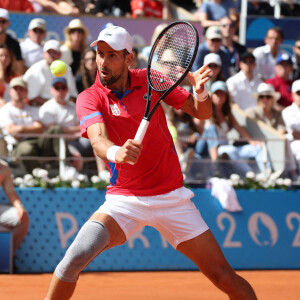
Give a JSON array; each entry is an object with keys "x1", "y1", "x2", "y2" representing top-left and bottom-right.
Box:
[{"x1": 96, "y1": 187, "x2": 209, "y2": 249}]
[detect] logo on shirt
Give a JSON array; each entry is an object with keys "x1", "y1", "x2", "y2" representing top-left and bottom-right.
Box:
[{"x1": 110, "y1": 104, "x2": 121, "y2": 116}]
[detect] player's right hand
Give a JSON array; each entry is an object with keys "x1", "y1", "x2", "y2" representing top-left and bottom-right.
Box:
[{"x1": 116, "y1": 139, "x2": 143, "y2": 165}]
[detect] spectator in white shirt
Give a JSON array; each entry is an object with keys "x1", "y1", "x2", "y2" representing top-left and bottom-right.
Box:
[
  {"x1": 20, "y1": 18, "x2": 47, "y2": 70},
  {"x1": 282, "y1": 79, "x2": 300, "y2": 173},
  {"x1": 39, "y1": 77, "x2": 93, "y2": 171},
  {"x1": 226, "y1": 52, "x2": 262, "y2": 110},
  {"x1": 23, "y1": 39, "x2": 78, "y2": 106},
  {"x1": 253, "y1": 27, "x2": 289, "y2": 81}
]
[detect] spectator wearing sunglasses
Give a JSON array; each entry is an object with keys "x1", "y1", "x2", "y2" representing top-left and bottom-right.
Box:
[
  {"x1": 226, "y1": 52, "x2": 262, "y2": 110},
  {"x1": 282, "y1": 80, "x2": 300, "y2": 176},
  {"x1": 265, "y1": 53, "x2": 294, "y2": 111},
  {"x1": 60, "y1": 19, "x2": 89, "y2": 76},
  {"x1": 191, "y1": 25, "x2": 230, "y2": 79},
  {"x1": 246, "y1": 83, "x2": 298, "y2": 178},
  {"x1": 246, "y1": 83, "x2": 285, "y2": 133},
  {"x1": 203, "y1": 53, "x2": 225, "y2": 93},
  {"x1": 292, "y1": 37, "x2": 300, "y2": 80},
  {"x1": 20, "y1": 18, "x2": 47, "y2": 70},
  {"x1": 0, "y1": 9, "x2": 24, "y2": 75},
  {"x1": 219, "y1": 16, "x2": 247, "y2": 76},
  {"x1": 39, "y1": 77, "x2": 93, "y2": 172}
]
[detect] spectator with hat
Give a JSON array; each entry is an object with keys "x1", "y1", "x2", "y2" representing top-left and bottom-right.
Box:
[
  {"x1": 265, "y1": 53, "x2": 294, "y2": 111},
  {"x1": 60, "y1": 19, "x2": 89, "y2": 75},
  {"x1": 246, "y1": 83, "x2": 284, "y2": 133},
  {"x1": 253, "y1": 27, "x2": 289, "y2": 81},
  {"x1": 191, "y1": 25, "x2": 230, "y2": 79},
  {"x1": 23, "y1": 39, "x2": 78, "y2": 106},
  {"x1": 246, "y1": 82, "x2": 297, "y2": 179},
  {"x1": 39, "y1": 77, "x2": 94, "y2": 172},
  {"x1": 0, "y1": 9, "x2": 24, "y2": 75},
  {"x1": 226, "y1": 52, "x2": 262, "y2": 110},
  {"x1": 0, "y1": 76, "x2": 79, "y2": 174},
  {"x1": 20, "y1": 18, "x2": 47, "y2": 70},
  {"x1": 202, "y1": 53, "x2": 225, "y2": 92},
  {"x1": 282, "y1": 79, "x2": 300, "y2": 175},
  {"x1": 0, "y1": 77, "x2": 43, "y2": 172}
]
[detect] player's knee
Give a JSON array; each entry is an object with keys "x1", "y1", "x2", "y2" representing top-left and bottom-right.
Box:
[{"x1": 55, "y1": 220, "x2": 110, "y2": 282}]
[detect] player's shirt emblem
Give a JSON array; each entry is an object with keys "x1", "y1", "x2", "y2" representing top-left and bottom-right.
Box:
[{"x1": 110, "y1": 104, "x2": 121, "y2": 116}]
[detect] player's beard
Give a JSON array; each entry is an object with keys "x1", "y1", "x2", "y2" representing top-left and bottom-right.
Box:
[{"x1": 99, "y1": 65, "x2": 125, "y2": 87}]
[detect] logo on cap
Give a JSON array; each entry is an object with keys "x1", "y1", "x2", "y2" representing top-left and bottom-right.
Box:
[{"x1": 104, "y1": 33, "x2": 112, "y2": 36}]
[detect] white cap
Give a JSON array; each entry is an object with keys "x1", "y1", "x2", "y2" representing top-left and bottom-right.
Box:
[
  {"x1": 204, "y1": 53, "x2": 222, "y2": 66},
  {"x1": 0, "y1": 8, "x2": 9, "y2": 21},
  {"x1": 253, "y1": 83, "x2": 280, "y2": 101},
  {"x1": 292, "y1": 79, "x2": 300, "y2": 93},
  {"x1": 43, "y1": 39, "x2": 61, "y2": 52},
  {"x1": 28, "y1": 18, "x2": 47, "y2": 31},
  {"x1": 90, "y1": 26, "x2": 132, "y2": 53},
  {"x1": 205, "y1": 26, "x2": 222, "y2": 40}
]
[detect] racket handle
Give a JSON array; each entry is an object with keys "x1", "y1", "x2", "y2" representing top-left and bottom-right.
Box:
[{"x1": 134, "y1": 119, "x2": 149, "y2": 142}]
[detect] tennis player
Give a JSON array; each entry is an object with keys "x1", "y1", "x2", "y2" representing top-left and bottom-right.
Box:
[{"x1": 45, "y1": 26, "x2": 257, "y2": 300}]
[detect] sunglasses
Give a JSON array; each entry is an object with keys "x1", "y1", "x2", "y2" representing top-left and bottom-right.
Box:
[
  {"x1": 258, "y1": 95, "x2": 273, "y2": 100},
  {"x1": 54, "y1": 85, "x2": 67, "y2": 91},
  {"x1": 211, "y1": 39, "x2": 222, "y2": 43},
  {"x1": 221, "y1": 24, "x2": 235, "y2": 28},
  {"x1": 0, "y1": 19, "x2": 7, "y2": 24},
  {"x1": 33, "y1": 28, "x2": 45, "y2": 34},
  {"x1": 208, "y1": 63, "x2": 220, "y2": 69},
  {"x1": 296, "y1": 91, "x2": 300, "y2": 96},
  {"x1": 70, "y1": 28, "x2": 84, "y2": 34}
]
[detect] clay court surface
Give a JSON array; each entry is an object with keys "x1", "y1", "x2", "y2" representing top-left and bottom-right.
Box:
[{"x1": 1, "y1": 270, "x2": 300, "y2": 299}]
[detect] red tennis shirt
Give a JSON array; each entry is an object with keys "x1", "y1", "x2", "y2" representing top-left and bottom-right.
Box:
[{"x1": 76, "y1": 68, "x2": 190, "y2": 196}]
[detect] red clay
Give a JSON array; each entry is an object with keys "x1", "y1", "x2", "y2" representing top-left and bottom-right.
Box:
[{"x1": 0, "y1": 270, "x2": 300, "y2": 299}]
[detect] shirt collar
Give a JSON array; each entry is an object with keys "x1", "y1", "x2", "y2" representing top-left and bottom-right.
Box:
[{"x1": 94, "y1": 69, "x2": 144, "y2": 96}]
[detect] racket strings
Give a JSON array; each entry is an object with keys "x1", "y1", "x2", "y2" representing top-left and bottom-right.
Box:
[{"x1": 149, "y1": 23, "x2": 197, "y2": 92}]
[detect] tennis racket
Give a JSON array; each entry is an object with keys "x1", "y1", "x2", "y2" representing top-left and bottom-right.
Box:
[{"x1": 134, "y1": 21, "x2": 199, "y2": 142}]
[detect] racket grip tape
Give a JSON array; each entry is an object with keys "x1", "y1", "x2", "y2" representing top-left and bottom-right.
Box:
[{"x1": 134, "y1": 119, "x2": 149, "y2": 142}]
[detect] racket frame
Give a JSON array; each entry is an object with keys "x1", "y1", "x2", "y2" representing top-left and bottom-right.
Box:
[{"x1": 134, "y1": 21, "x2": 199, "y2": 142}]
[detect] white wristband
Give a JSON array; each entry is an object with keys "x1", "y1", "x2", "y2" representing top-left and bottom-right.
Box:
[
  {"x1": 106, "y1": 145, "x2": 121, "y2": 163},
  {"x1": 193, "y1": 86, "x2": 208, "y2": 102}
]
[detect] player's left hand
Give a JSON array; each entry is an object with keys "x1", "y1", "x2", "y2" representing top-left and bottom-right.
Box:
[{"x1": 186, "y1": 64, "x2": 211, "y2": 94}]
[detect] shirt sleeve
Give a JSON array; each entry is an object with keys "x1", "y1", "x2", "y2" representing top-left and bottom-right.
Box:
[
  {"x1": 76, "y1": 89, "x2": 104, "y2": 138},
  {"x1": 163, "y1": 84, "x2": 190, "y2": 109}
]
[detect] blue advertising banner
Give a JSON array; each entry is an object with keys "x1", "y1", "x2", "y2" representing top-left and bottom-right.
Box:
[{"x1": 1, "y1": 188, "x2": 299, "y2": 273}]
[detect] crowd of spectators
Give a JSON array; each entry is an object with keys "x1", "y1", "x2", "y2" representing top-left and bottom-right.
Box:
[{"x1": 0, "y1": 2, "x2": 300, "y2": 185}]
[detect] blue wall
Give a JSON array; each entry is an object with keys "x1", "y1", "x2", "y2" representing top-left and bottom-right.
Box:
[{"x1": 1, "y1": 188, "x2": 299, "y2": 273}]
